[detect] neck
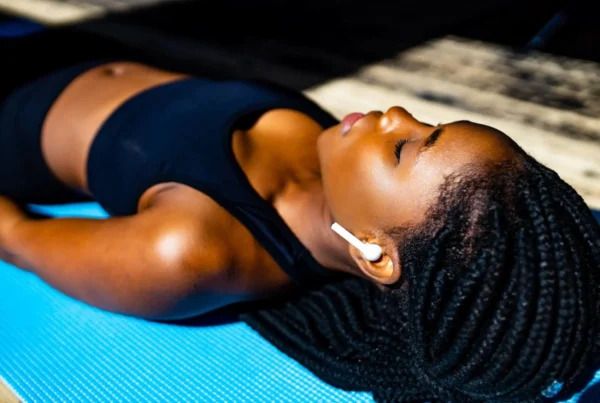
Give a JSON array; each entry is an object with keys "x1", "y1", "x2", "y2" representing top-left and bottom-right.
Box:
[
  {"x1": 274, "y1": 176, "x2": 360, "y2": 276},
  {"x1": 309, "y1": 189, "x2": 362, "y2": 276},
  {"x1": 238, "y1": 112, "x2": 360, "y2": 276}
]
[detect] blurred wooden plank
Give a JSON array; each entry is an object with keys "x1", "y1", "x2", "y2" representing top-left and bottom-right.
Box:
[
  {"x1": 0, "y1": 0, "x2": 182, "y2": 25},
  {"x1": 0, "y1": 0, "x2": 103, "y2": 24},
  {"x1": 0, "y1": 378, "x2": 21, "y2": 403}
]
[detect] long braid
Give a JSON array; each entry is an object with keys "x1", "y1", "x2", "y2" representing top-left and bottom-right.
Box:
[{"x1": 241, "y1": 157, "x2": 600, "y2": 402}]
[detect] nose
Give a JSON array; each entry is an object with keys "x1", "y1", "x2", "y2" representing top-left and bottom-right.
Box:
[{"x1": 377, "y1": 106, "x2": 426, "y2": 134}]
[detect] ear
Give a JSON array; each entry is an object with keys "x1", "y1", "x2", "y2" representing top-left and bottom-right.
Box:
[{"x1": 349, "y1": 242, "x2": 401, "y2": 285}]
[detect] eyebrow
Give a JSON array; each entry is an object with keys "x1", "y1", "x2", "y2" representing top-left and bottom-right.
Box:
[{"x1": 420, "y1": 128, "x2": 445, "y2": 154}]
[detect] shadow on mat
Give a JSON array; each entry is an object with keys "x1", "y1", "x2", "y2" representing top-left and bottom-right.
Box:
[
  {"x1": 3, "y1": 0, "x2": 564, "y2": 91},
  {"x1": 159, "y1": 307, "x2": 242, "y2": 327},
  {"x1": 157, "y1": 287, "x2": 309, "y2": 327}
]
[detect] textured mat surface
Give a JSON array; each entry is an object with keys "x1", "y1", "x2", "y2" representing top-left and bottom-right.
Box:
[{"x1": 0, "y1": 203, "x2": 599, "y2": 402}]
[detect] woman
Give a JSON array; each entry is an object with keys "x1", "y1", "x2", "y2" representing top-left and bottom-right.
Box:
[{"x1": 0, "y1": 58, "x2": 598, "y2": 403}]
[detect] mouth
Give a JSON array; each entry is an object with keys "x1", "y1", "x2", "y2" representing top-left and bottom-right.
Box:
[{"x1": 340, "y1": 112, "x2": 365, "y2": 135}]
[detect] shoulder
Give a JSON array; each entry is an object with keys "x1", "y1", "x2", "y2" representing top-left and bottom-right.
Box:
[
  {"x1": 257, "y1": 108, "x2": 326, "y2": 134},
  {"x1": 141, "y1": 183, "x2": 294, "y2": 294},
  {"x1": 249, "y1": 108, "x2": 325, "y2": 162},
  {"x1": 139, "y1": 185, "x2": 233, "y2": 279},
  {"x1": 140, "y1": 183, "x2": 276, "y2": 287}
]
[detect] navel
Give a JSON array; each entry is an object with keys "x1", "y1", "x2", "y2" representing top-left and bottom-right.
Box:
[{"x1": 102, "y1": 64, "x2": 126, "y2": 77}]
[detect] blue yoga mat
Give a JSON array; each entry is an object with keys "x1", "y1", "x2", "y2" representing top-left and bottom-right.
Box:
[
  {"x1": 0, "y1": 202, "x2": 599, "y2": 402},
  {"x1": 0, "y1": 203, "x2": 374, "y2": 402}
]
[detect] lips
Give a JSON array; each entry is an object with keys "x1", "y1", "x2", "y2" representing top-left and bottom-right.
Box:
[{"x1": 341, "y1": 112, "x2": 365, "y2": 134}]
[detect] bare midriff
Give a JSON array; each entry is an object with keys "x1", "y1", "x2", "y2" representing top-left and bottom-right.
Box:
[{"x1": 41, "y1": 61, "x2": 190, "y2": 200}]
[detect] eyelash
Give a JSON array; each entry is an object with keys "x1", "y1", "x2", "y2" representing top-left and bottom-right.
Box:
[{"x1": 394, "y1": 139, "x2": 409, "y2": 162}]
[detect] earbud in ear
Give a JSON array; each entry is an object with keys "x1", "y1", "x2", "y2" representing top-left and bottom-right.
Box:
[
  {"x1": 361, "y1": 243, "x2": 383, "y2": 262},
  {"x1": 331, "y1": 223, "x2": 382, "y2": 262}
]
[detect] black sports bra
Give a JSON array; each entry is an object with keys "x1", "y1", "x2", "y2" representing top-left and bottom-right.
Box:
[{"x1": 86, "y1": 77, "x2": 342, "y2": 288}]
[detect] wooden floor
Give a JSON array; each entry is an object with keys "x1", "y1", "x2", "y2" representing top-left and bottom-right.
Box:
[
  {"x1": 305, "y1": 36, "x2": 600, "y2": 210},
  {"x1": 0, "y1": 0, "x2": 175, "y2": 25},
  {"x1": 0, "y1": 377, "x2": 21, "y2": 403}
]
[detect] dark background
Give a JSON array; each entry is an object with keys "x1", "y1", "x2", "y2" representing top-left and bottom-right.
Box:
[{"x1": 0, "y1": 0, "x2": 597, "y2": 91}]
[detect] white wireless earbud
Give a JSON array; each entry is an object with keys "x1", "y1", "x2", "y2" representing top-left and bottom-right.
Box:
[{"x1": 331, "y1": 222, "x2": 382, "y2": 262}]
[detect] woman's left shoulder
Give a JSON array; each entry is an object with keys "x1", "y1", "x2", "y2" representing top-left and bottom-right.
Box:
[{"x1": 253, "y1": 108, "x2": 325, "y2": 142}]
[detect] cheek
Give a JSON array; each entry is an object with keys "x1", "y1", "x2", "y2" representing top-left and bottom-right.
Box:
[
  {"x1": 389, "y1": 155, "x2": 452, "y2": 224},
  {"x1": 321, "y1": 138, "x2": 396, "y2": 226}
]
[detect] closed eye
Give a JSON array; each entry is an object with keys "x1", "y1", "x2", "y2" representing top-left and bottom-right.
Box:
[{"x1": 394, "y1": 139, "x2": 409, "y2": 162}]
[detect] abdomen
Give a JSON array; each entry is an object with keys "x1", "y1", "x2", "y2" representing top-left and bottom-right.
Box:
[{"x1": 41, "y1": 62, "x2": 189, "y2": 194}]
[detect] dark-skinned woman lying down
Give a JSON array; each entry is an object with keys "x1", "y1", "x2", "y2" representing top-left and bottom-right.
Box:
[{"x1": 0, "y1": 60, "x2": 598, "y2": 402}]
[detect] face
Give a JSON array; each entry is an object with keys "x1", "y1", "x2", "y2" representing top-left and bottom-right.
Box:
[{"x1": 317, "y1": 106, "x2": 519, "y2": 284}]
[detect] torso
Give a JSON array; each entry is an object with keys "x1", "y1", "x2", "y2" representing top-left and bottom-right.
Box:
[{"x1": 41, "y1": 62, "x2": 328, "y2": 296}]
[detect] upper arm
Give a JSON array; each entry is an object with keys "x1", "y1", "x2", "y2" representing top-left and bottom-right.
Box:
[{"x1": 7, "y1": 205, "x2": 232, "y2": 319}]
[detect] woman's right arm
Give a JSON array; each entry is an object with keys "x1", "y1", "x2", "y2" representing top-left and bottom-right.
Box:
[{"x1": 0, "y1": 198, "x2": 231, "y2": 320}]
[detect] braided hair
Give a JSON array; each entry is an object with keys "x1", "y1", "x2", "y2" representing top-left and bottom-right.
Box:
[{"x1": 241, "y1": 154, "x2": 600, "y2": 402}]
